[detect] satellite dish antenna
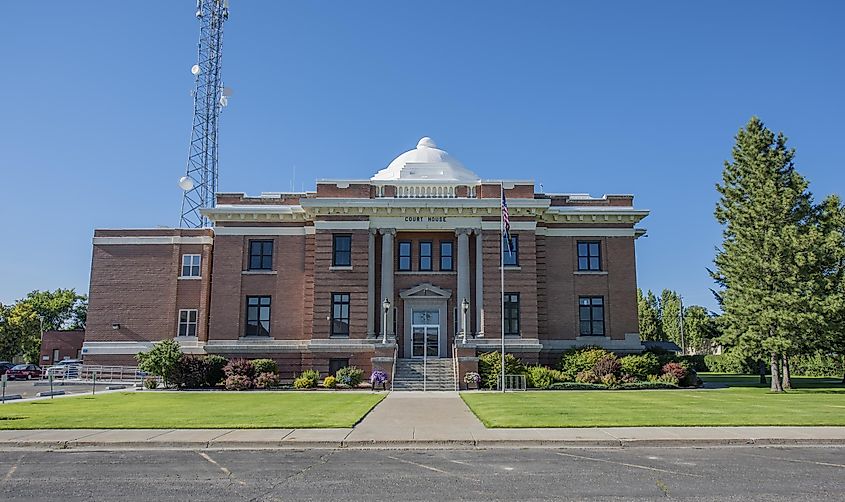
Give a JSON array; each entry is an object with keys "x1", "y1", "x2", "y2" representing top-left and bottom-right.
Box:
[
  {"x1": 191, "y1": 64, "x2": 201, "y2": 76},
  {"x1": 219, "y1": 95, "x2": 228, "y2": 107},
  {"x1": 178, "y1": 176, "x2": 195, "y2": 191},
  {"x1": 222, "y1": 87, "x2": 233, "y2": 97}
]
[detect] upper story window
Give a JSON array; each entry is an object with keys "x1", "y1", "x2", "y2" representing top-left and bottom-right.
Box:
[
  {"x1": 181, "y1": 254, "x2": 201, "y2": 277},
  {"x1": 398, "y1": 241, "x2": 412, "y2": 271},
  {"x1": 503, "y1": 293, "x2": 520, "y2": 336},
  {"x1": 579, "y1": 296, "x2": 605, "y2": 336},
  {"x1": 248, "y1": 240, "x2": 273, "y2": 270},
  {"x1": 331, "y1": 293, "x2": 350, "y2": 337},
  {"x1": 577, "y1": 241, "x2": 602, "y2": 271},
  {"x1": 503, "y1": 235, "x2": 519, "y2": 267},
  {"x1": 332, "y1": 234, "x2": 352, "y2": 267},
  {"x1": 440, "y1": 241, "x2": 453, "y2": 271},
  {"x1": 178, "y1": 309, "x2": 198, "y2": 337},
  {"x1": 419, "y1": 241, "x2": 433, "y2": 271},
  {"x1": 245, "y1": 296, "x2": 271, "y2": 336}
]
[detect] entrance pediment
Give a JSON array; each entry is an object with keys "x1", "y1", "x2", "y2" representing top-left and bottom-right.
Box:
[{"x1": 399, "y1": 283, "x2": 452, "y2": 299}]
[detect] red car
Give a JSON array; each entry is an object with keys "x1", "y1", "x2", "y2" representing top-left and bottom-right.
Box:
[{"x1": 6, "y1": 364, "x2": 42, "y2": 380}]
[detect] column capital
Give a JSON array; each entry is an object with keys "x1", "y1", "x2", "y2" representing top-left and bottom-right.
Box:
[
  {"x1": 379, "y1": 228, "x2": 396, "y2": 236},
  {"x1": 455, "y1": 228, "x2": 472, "y2": 236},
  {"x1": 369, "y1": 227, "x2": 378, "y2": 235}
]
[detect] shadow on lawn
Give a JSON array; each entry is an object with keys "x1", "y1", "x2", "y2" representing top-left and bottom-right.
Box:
[{"x1": 700, "y1": 373, "x2": 843, "y2": 390}]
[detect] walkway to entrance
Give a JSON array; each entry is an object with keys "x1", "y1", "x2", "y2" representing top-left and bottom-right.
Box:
[{"x1": 347, "y1": 391, "x2": 486, "y2": 443}]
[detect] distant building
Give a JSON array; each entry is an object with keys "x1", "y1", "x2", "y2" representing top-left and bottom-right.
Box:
[
  {"x1": 83, "y1": 138, "x2": 649, "y2": 381},
  {"x1": 40, "y1": 329, "x2": 85, "y2": 365}
]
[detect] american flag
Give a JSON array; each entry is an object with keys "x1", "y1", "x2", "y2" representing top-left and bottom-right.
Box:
[{"x1": 502, "y1": 190, "x2": 513, "y2": 254}]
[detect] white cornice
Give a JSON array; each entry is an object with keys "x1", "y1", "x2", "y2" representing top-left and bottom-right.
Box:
[
  {"x1": 214, "y1": 226, "x2": 314, "y2": 236},
  {"x1": 93, "y1": 236, "x2": 213, "y2": 245}
]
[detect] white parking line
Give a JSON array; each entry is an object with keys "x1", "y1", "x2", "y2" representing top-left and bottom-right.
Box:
[{"x1": 555, "y1": 452, "x2": 704, "y2": 478}]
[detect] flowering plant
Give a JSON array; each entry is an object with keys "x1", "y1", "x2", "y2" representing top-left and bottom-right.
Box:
[
  {"x1": 370, "y1": 370, "x2": 389, "y2": 385},
  {"x1": 464, "y1": 372, "x2": 481, "y2": 385}
]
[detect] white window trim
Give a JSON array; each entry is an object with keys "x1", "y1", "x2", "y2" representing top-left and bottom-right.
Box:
[
  {"x1": 178, "y1": 309, "x2": 199, "y2": 338},
  {"x1": 181, "y1": 254, "x2": 202, "y2": 278}
]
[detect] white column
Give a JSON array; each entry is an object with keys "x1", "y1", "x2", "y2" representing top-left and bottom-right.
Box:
[
  {"x1": 367, "y1": 229, "x2": 376, "y2": 337},
  {"x1": 475, "y1": 229, "x2": 484, "y2": 336},
  {"x1": 380, "y1": 229, "x2": 395, "y2": 337},
  {"x1": 456, "y1": 229, "x2": 471, "y2": 330}
]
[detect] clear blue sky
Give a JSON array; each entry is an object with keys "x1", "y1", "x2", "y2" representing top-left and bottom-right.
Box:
[{"x1": 1, "y1": 1, "x2": 843, "y2": 311}]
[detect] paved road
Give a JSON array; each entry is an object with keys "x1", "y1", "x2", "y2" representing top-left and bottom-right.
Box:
[
  {"x1": 0, "y1": 381, "x2": 112, "y2": 399},
  {"x1": 1, "y1": 446, "x2": 843, "y2": 501}
]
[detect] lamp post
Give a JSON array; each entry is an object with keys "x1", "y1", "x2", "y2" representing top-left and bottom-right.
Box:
[
  {"x1": 381, "y1": 298, "x2": 391, "y2": 344},
  {"x1": 461, "y1": 298, "x2": 469, "y2": 344}
]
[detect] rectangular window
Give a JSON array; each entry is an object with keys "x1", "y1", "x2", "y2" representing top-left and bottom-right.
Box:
[
  {"x1": 504, "y1": 293, "x2": 520, "y2": 336},
  {"x1": 329, "y1": 358, "x2": 349, "y2": 376},
  {"x1": 248, "y1": 240, "x2": 273, "y2": 270},
  {"x1": 52, "y1": 349, "x2": 60, "y2": 363},
  {"x1": 579, "y1": 296, "x2": 605, "y2": 336},
  {"x1": 577, "y1": 241, "x2": 601, "y2": 271},
  {"x1": 398, "y1": 241, "x2": 412, "y2": 271},
  {"x1": 419, "y1": 241, "x2": 433, "y2": 271},
  {"x1": 332, "y1": 234, "x2": 352, "y2": 267},
  {"x1": 245, "y1": 296, "x2": 271, "y2": 336},
  {"x1": 503, "y1": 235, "x2": 519, "y2": 266},
  {"x1": 439, "y1": 241, "x2": 453, "y2": 271},
  {"x1": 178, "y1": 309, "x2": 198, "y2": 337},
  {"x1": 331, "y1": 293, "x2": 351, "y2": 336},
  {"x1": 181, "y1": 254, "x2": 201, "y2": 277}
]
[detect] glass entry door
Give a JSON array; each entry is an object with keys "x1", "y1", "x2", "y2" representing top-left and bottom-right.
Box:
[{"x1": 411, "y1": 310, "x2": 440, "y2": 358}]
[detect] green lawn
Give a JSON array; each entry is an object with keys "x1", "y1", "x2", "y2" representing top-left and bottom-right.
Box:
[
  {"x1": 0, "y1": 391, "x2": 386, "y2": 429},
  {"x1": 461, "y1": 375, "x2": 845, "y2": 428}
]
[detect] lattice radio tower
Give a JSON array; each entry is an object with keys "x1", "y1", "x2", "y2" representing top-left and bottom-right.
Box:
[{"x1": 179, "y1": 0, "x2": 230, "y2": 228}]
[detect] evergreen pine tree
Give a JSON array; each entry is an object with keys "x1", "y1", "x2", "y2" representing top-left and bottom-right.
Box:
[
  {"x1": 637, "y1": 288, "x2": 662, "y2": 341},
  {"x1": 660, "y1": 289, "x2": 683, "y2": 349},
  {"x1": 712, "y1": 117, "x2": 815, "y2": 392}
]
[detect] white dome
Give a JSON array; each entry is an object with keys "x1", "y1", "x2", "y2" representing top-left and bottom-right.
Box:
[{"x1": 372, "y1": 137, "x2": 480, "y2": 183}]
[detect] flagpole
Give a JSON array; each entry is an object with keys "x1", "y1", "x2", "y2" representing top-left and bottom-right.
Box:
[{"x1": 500, "y1": 182, "x2": 506, "y2": 393}]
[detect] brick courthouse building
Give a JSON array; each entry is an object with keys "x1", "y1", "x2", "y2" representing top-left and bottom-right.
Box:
[{"x1": 83, "y1": 138, "x2": 649, "y2": 384}]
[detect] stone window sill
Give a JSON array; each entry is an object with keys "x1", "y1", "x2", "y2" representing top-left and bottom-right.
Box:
[
  {"x1": 177, "y1": 276, "x2": 202, "y2": 280},
  {"x1": 499, "y1": 266, "x2": 522, "y2": 271},
  {"x1": 329, "y1": 266, "x2": 353, "y2": 271},
  {"x1": 574, "y1": 270, "x2": 608, "y2": 275},
  {"x1": 242, "y1": 270, "x2": 277, "y2": 275}
]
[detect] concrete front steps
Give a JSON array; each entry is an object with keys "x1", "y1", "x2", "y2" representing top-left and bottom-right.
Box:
[{"x1": 392, "y1": 358, "x2": 457, "y2": 391}]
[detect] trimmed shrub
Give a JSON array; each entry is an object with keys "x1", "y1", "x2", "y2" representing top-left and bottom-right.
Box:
[
  {"x1": 336, "y1": 366, "x2": 363, "y2": 387},
  {"x1": 323, "y1": 375, "x2": 337, "y2": 389},
  {"x1": 600, "y1": 373, "x2": 618, "y2": 387},
  {"x1": 254, "y1": 372, "x2": 280, "y2": 389},
  {"x1": 171, "y1": 355, "x2": 207, "y2": 388},
  {"x1": 478, "y1": 351, "x2": 526, "y2": 390},
  {"x1": 661, "y1": 362, "x2": 688, "y2": 382},
  {"x1": 560, "y1": 347, "x2": 614, "y2": 379},
  {"x1": 617, "y1": 381, "x2": 678, "y2": 390},
  {"x1": 657, "y1": 372, "x2": 679, "y2": 386},
  {"x1": 205, "y1": 355, "x2": 228, "y2": 386},
  {"x1": 143, "y1": 376, "x2": 159, "y2": 390},
  {"x1": 251, "y1": 359, "x2": 279, "y2": 376},
  {"x1": 619, "y1": 353, "x2": 661, "y2": 380},
  {"x1": 224, "y1": 374, "x2": 252, "y2": 391},
  {"x1": 592, "y1": 356, "x2": 622, "y2": 378},
  {"x1": 790, "y1": 353, "x2": 844, "y2": 377},
  {"x1": 293, "y1": 376, "x2": 313, "y2": 389},
  {"x1": 224, "y1": 358, "x2": 255, "y2": 379},
  {"x1": 298, "y1": 369, "x2": 321, "y2": 388},
  {"x1": 575, "y1": 369, "x2": 598, "y2": 384},
  {"x1": 136, "y1": 339, "x2": 182, "y2": 386},
  {"x1": 547, "y1": 382, "x2": 606, "y2": 390},
  {"x1": 678, "y1": 355, "x2": 708, "y2": 372},
  {"x1": 526, "y1": 365, "x2": 561, "y2": 389}
]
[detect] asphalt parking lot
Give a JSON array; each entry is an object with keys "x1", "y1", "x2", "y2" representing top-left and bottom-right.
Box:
[
  {"x1": 0, "y1": 380, "x2": 114, "y2": 400},
  {"x1": 0, "y1": 446, "x2": 843, "y2": 501}
]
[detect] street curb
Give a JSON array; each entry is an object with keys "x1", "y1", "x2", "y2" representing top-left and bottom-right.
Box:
[{"x1": 1, "y1": 437, "x2": 844, "y2": 450}]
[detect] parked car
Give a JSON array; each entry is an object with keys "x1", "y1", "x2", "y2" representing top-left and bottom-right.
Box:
[
  {"x1": 0, "y1": 362, "x2": 14, "y2": 375},
  {"x1": 46, "y1": 359, "x2": 82, "y2": 379},
  {"x1": 6, "y1": 364, "x2": 42, "y2": 380},
  {"x1": 55, "y1": 359, "x2": 82, "y2": 366}
]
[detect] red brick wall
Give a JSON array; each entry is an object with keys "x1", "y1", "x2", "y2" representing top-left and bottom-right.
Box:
[
  {"x1": 315, "y1": 183, "x2": 373, "y2": 198},
  {"x1": 481, "y1": 231, "x2": 538, "y2": 339},
  {"x1": 40, "y1": 330, "x2": 85, "y2": 364},
  {"x1": 311, "y1": 229, "x2": 369, "y2": 339}
]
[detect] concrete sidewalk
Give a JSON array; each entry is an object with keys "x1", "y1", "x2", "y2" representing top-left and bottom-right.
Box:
[{"x1": 1, "y1": 391, "x2": 844, "y2": 449}]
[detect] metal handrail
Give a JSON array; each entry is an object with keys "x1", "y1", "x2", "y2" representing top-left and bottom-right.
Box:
[
  {"x1": 452, "y1": 342, "x2": 460, "y2": 391},
  {"x1": 43, "y1": 364, "x2": 145, "y2": 384}
]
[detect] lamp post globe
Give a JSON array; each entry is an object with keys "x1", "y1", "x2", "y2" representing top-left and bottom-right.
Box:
[{"x1": 381, "y1": 298, "x2": 391, "y2": 344}]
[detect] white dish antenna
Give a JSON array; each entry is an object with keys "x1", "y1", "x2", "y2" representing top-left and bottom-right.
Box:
[
  {"x1": 191, "y1": 64, "x2": 201, "y2": 76},
  {"x1": 178, "y1": 176, "x2": 195, "y2": 191}
]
